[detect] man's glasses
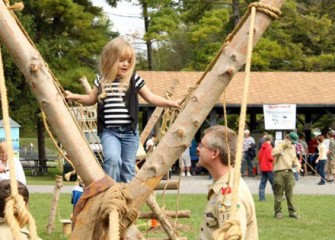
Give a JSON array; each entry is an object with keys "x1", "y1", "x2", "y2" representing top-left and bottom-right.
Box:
[{"x1": 199, "y1": 142, "x2": 212, "y2": 149}]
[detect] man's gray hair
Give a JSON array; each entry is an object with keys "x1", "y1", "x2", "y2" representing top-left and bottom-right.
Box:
[{"x1": 203, "y1": 125, "x2": 237, "y2": 166}]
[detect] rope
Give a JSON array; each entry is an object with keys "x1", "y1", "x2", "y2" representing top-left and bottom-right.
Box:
[
  {"x1": 40, "y1": 111, "x2": 76, "y2": 170},
  {"x1": 0, "y1": 43, "x2": 39, "y2": 239},
  {"x1": 212, "y1": 219, "x2": 242, "y2": 240},
  {"x1": 214, "y1": 3, "x2": 280, "y2": 239},
  {"x1": 97, "y1": 183, "x2": 138, "y2": 239}
]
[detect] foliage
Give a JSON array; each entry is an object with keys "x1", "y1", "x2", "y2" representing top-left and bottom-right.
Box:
[{"x1": 139, "y1": 0, "x2": 335, "y2": 71}]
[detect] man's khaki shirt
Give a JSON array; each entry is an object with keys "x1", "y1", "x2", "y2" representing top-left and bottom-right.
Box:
[
  {"x1": 0, "y1": 218, "x2": 30, "y2": 240},
  {"x1": 272, "y1": 140, "x2": 301, "y2": 171},
  {"x1": 199, "y1": 170, "x2": 258, "y2": 239}
]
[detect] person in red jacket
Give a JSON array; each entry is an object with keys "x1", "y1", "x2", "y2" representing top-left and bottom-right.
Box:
[{"x1": 258, "y1": 135, "x2": 274, "y2": 201}]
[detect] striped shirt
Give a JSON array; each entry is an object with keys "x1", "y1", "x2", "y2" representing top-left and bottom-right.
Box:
[{"x1": 94, "y1": 73, "x2": 145, "y2": 128}]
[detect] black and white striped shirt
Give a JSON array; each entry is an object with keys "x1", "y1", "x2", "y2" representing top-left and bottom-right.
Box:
[{"x1": 94, "y1": 74, "x2": 145, "y2": 128}]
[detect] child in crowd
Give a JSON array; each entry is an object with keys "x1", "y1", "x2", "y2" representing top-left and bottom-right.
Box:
[
  {"x1": 0, "y1": 141, "x2": 26, "y2": 185},
  {"x1": 0, "y1": 179, "x2": 30, "y2": 240},
  {"x1": 71, "y1": 176, "x2": 84, "y2": 210},
  {"x1": 65, "y1": 37, "x2": 180, "y2": 183},
  {"x1": 179, "y1": 146, "x2": 192, "y2": 177}
]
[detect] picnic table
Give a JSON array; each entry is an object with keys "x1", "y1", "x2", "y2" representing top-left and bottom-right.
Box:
[{"x1": 19, "y1": 148, "x2": 58, "y2": 176}]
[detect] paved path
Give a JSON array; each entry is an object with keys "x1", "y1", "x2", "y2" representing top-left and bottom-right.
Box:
[{"x1": 27, "y1": 174, "x2": 335, "y2": 195}]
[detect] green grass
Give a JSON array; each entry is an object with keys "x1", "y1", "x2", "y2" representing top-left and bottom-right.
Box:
[
  {"x1": 20, "y1": 138, "x2": 58, "y2": 152},
  {"x1": 27, "y1": 193, "x2": 335, "y2": 240},
  {"x1": 24, "y1": 168, "x2": 73, "y2": 186}
]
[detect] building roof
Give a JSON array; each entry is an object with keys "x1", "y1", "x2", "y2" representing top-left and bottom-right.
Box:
[
  {"x1": 137, "y1": 71, "x2": 335, "y2": 107},
  {"x1": 0, "y1": 118, "x2": 21, "y2": 128}
]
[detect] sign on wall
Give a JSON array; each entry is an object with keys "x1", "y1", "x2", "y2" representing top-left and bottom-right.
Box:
[{"x1": 263, "y1": 104, "x2": 296, "y2": 130}]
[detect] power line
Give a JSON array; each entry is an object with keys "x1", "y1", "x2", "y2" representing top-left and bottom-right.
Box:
[{"x1": 104, "y1": 11, "x2": 143, "y2": 19}]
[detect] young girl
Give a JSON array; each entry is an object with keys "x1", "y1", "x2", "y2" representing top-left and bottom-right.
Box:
[{"x1": 65, "y1": 37, "x2": 180, "y2": 183}]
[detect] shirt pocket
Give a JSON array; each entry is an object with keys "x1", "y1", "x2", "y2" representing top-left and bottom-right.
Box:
[{"x1": 205, "y1": 212, "x2": 218, "y2": 228}]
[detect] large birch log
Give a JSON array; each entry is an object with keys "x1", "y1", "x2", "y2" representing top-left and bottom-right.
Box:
[
  {"x1": 125, "y1": 0, "x2": 285, "y2": 224},
  {"x1": 139, "y1": 79, "x2": 179, "y2": 145},
  {"x1": 0, "y1": 2, "x2": 105, "y2": 185}
]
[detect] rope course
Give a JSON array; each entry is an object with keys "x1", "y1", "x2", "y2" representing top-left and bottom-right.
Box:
[{"x1": 0, "y1": 0, "x2": 284, "y2": 239}]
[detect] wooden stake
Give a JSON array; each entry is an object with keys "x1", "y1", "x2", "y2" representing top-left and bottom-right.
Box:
[{"x1": 46, "y1": 175, "x2": 63, "y2": 234}]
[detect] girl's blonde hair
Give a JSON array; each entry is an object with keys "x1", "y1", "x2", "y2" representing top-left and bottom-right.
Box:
[{"x1": 99, "y1": 37, "x2": 136, "y2": 99}]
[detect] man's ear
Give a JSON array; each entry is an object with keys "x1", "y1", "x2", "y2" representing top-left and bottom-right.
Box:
[{"x1": 212, "y1": 149, "x2": 220, "y2": 159}]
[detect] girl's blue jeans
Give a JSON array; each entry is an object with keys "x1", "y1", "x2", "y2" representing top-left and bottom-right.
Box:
[{"x1": 101, "y1": 126, "x2": 139, "y2": 183}]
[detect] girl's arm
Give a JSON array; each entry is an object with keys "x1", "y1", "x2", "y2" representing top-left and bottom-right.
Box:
[
  {"x1": 65, "y1": 86, "x2": 99, "y2": 106},
  {"x1": 138, "y1": 85, "x2": 181, "y2": 108}
]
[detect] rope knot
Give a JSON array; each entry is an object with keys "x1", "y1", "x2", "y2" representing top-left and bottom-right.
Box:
[
  {"x1": 7, "y1": 2, "x2": 24, "y2": 11},
  {"x1": 212, "y1": 219, "x2": 242, "y2": 240},
  {"x1": 5, "y1": 194, "x2": 29, "y2": 228},
  {"x1": 249, "y1": 2, "x2": 281, "y2": 20},
  {"x1": 98, "y1": 183, "x2": 138, "y2": 238}
]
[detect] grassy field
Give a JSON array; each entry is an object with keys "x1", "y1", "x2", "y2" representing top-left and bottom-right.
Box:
[
  {"x1": 18, "y1": 138, "x2": 335, "y2": 239},
  {"x1": 27, "y1": 193, "x2": 335, "y2": 240}
]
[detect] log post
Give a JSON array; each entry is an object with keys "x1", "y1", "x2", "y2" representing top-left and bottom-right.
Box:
[
  {"x1": 139, "y1": 78, "x2": 179, "y2": 145},
  {"x1": 125, "y1": 0, "x2": 285, "y2": 225},
  {"x1": 138, "y1": 210, "x2": 191, "y2": 219},
  {"x1": 46, "y1": 175, "x2": 63, "y2": 234}
]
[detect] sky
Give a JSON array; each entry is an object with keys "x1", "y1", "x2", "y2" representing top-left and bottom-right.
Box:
[{"x1": 92, "y1": 0, "x2": 144, "y2": 37}]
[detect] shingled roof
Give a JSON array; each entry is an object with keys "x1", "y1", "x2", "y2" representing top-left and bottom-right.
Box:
[{"x1": 137, "y1": 71, "x2": 335, "y2": 106}]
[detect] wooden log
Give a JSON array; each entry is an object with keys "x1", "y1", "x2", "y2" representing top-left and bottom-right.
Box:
[
  {"x1": 138, "y1": 210, "x2": 191, "y2": 219},
  {"x1": 0, "y1": 2, "x2": 105, "y2": 185},
  {"x1": 78, "y1": 76, "x2": 92, "y2": 94},
  {"x1": 146, "y1": 238, "x2": 187, "y2": 240},
  {"x1": 146, "y1": 193, "x2": 179, "y2": 239},
  {"x1": 46, "y1": 175, "x2": 63, "y2": 234},
  {"x1": 124, "y1": 0, "x2": 285, "y2": 227},
  {"x1": 139, "y1": 78, "x2": 179, "y2": 145},
  {"x1": 154, "y1": 179, "x2": 179, "y2": 190}
]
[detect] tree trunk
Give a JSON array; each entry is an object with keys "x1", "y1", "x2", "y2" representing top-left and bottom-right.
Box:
[
  {"x1": 142, "y1": 0, "x2": 153, "y2": 70},
  {"x1": 232, "y1": 0, "x2": 241, "y2": 26},
  {"x1": 0, "y1": 2, "x2": 105, "y2": 185},
  {"x1": 37, "y1": 113, "x2": 46, "y2": 175}
]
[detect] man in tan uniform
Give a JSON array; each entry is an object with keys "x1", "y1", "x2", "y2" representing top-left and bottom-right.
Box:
[
  {"x1": 0, "y1": 179, "x2": 30, "y2": 240},
  {"x1": 198, "y1": 125, "x2": 258, "y2": 240},
  {"x1": 272, "y1": 132, "x2": 301, "y2": 219}
]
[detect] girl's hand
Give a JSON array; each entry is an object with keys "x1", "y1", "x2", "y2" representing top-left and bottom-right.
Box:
[
  {"x1": 170, "y1": 99, "x2": 182, "y2": 109},
  {"x1": 65, "y1": 90, "x2": 74, "y2": 100}
]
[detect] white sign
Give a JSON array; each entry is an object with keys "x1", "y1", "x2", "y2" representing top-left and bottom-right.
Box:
[{"x1": 263, "y1": 104, "x2": 296, "y2": 130}]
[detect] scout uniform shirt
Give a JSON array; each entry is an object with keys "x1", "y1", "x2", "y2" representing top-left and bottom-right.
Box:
[
  {"x1": 272, "y1": 140, "x2": 301, "y2": 171},
  {"x1": 199, "y1": 170, "x2": 258, "y2": 240},
  {"x1": 0, "y1": 218, "x2": 30, "y2": 240}
]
